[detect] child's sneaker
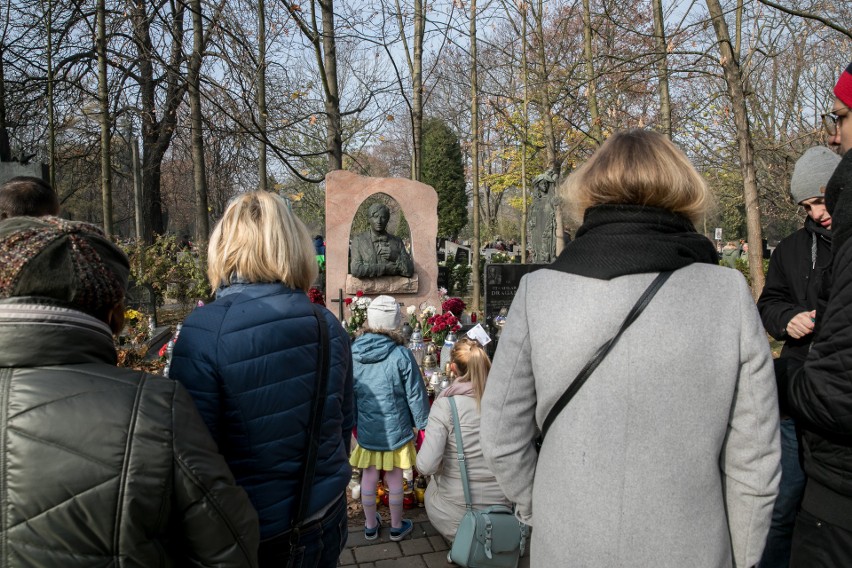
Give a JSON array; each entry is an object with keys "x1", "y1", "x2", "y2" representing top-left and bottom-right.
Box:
[
  {"x1": 364, "y1": 513, "x2": 382, "y2": 541},
  {"x1": 389, "y1": 519, "x2": 413, "y2": 541}
]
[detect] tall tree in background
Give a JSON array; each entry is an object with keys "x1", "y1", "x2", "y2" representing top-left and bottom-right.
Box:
[
  {"x1": 96, "y1": 0, "x2": 113, "y2": 236},
  {"x1": 706, "y1": 0, "x2": 765, "y2": 297},
  {"x1": 581, "y1": 0, "x2": 602, "y2": 146},
  {"x1": 132, "y1": 1, "x2": 188, "y2": 242},
  {"x1": 422, "y1": 117, "x2": 466, "y2": 238},
  {"x1": 651, "y1": 0, "x2": 671, "y2": 138},
  {"x1": 470, "y1": 0, "x2": 481, "y2": 311},
  {"x1": 280, "y1": 0, "x2": 342, "y2": 171},
  {"x1": 187, "y1": 0, "x2": 209, "y2": 242},
  {"x1": 257, "y1": 0, "x2": 268, "y2": 189}
]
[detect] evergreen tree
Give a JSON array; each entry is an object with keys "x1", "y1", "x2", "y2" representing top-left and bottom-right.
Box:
[{"x1": 422, "y1": 118, "x2": 468, "y2": 238}]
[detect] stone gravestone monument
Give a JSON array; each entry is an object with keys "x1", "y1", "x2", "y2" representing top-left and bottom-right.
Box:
[
  {"x1": 455, "y1": 245, "x2": 470, "y2": 267},
  {"x1": 484, "y1": 263, "x2": 547, "y2": 353},
  {"x1": 325, "y1": 171, "x2": 440, "y2": 320},
  {"x1": 529, "y1": 170, "x2": 558, "y2": 263}
]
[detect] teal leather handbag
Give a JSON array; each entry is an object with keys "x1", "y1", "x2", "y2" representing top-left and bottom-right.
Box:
[{"x1": 447, "y1": 397, "x2": 525, "y2": 568}]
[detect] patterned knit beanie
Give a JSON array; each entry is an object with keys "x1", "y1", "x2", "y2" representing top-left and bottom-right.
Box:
[
  {"x1": 0, "y1": 216, "x2": 129, "y2": 317},
  {"x1": 835, "y1": 62, "x2": 852, "y2": 109}
]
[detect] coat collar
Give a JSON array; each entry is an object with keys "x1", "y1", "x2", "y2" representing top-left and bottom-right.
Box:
[{"x1": 0, "y1": 301, "x2": 117, "y2": 367}]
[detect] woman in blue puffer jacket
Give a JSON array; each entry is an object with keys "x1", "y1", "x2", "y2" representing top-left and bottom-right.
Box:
[
  {"x1": 170, "y1": 191, "x2": 354, "y2": 568},
  {"x1": 350, "y1": 295, "x2": 430, "y2": 543}
]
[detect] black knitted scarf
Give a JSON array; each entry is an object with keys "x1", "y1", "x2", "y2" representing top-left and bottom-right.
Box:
[{"x1": 549, "y1": 204, "x2": 719, "y2": 280}]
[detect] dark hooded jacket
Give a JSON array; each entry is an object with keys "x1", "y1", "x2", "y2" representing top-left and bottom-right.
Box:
[
  {"x1": 0, "y1": 300, "x2": 259, "y2": 567},
  {"x1": 757, "y1": 216, "x2": 831, "y2": 362}
]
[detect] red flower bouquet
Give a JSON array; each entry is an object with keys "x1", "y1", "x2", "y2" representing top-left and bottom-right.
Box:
[
  {"x1": 308, "y1": 287, "x2": 325, "y2": 306},
  {"x1": 427, "y1": 311, "x2": 461, "y2": 346},
  {"x1": 441, "y1": 297, "x2": 466, "y2": 317}
]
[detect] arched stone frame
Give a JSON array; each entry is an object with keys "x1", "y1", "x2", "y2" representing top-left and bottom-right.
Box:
[{"x1": 325, "y1": 171, "x2": 439, "y2": 321}]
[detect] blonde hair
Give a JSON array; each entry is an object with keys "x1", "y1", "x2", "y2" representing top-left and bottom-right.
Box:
[
  {"x1": 562, "y1": 129, "x2": 711, "y2": 225},
  {"x1": 207, "y1": 191, "x2": 318, "y2": 291},
  {"x1": 451, "y1": 337, "x2": 491, "y2": 408}
]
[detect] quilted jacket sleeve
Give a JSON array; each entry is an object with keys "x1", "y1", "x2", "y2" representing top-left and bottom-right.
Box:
[
  {"x1": 785, "y1": 237, "x2": 852, "y2": 435},
  {"x1": 756, "y1": 239, "x2": 806, "y2": 340},
  {"x1": 171, "y1": 383, "x2": 260, "y2": 567}
]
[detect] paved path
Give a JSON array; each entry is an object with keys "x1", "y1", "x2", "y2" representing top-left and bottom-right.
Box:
[{"x1": 341, "y1": 508, "x2": 531, "y2": 568}]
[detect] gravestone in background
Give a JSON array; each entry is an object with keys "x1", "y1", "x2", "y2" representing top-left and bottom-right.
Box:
[
  {"x1": 126, "y1": 282, "x2": 158, "y2": 323},
  {"x1": 0, "y1": 162, "x2": 48, "y2": 187},
  {"x1": 437, "y1": 265, "x2": 449, "y2": 291},
  {"x1": 455, "y1": 246, "x2": 470, "y2": 266},
  {"x1": 484, "y1": 263, "x2": 547, "y2": 353}
]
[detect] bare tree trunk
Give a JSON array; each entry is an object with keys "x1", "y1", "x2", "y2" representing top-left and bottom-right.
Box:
[
  {"x1": 0, "y1": 47, "x2": 5, "y2": 132},
  {"x1": 319, "y1": 0, "x2": 342, "y2": 170},
  {"x1": 411, "y1": 0, "x2": 423, "y2": 180},
  {"x1": 534, "y1": 0, "x2": 564, "y2": 255},
  {"x1": 258, "y1": 0, "x2": 267, "y2": 190},
  {"x1": 520, "y1": 0, "x2": 528, "y2": 263},
  {"x1": 188, "y1": 0, "x2": 209, "y2": 242},
  {"x1": 133, "y1": 1, "x2": 187, "y2": 242},
  {"x1": 582, "y1": 0, "x2": 602, "y2": 145},
  {"x1": 132, "y1": 134, "x2": 143, "y2": 241},
  {"x1": 97, "y1": 0, "x2": 113, "y2": 236},
  {"x1": 282, "y1": 0, "x2": 342, "y2": 171},
  {"x1": 45, "y1": 0, "x2": 56, "y2": 188},
  {"x1": 470, "y1": 0, "x2": 481, "y2": 311},
  {"x1": 652, "y1": 0, "x2": 671, "y2": 138},
  {"x1": 534, "y1": 0, "x2": 558, "y2": 174},
  {"x1": 706, "y1": 0, "x2": 765, "y2": 297}
]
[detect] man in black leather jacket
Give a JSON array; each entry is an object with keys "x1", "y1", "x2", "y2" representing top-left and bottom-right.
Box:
[{"x1": 0, "y1": 216, "x2": 259, "y2": 567}]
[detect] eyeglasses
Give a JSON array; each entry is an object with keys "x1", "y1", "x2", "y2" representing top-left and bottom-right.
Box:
[{"x1": 822, "y1": 105, "x2": 849, "y2": 136}]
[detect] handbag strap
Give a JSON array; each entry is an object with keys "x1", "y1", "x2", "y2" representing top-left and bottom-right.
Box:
[
  {"x1": 540, "y1": 270, "x2": 673, "y2": 443},
  {"x1": 289, "y1": 303, "x2": 331, "y2": 542},
  {"x1": 448, "y1": 397, "x2": 474, "y2": 511}
]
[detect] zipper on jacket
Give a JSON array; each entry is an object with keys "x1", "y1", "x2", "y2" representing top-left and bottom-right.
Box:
[{"x1": 0, "y1": 369, "x2": 10, "y2": 562}]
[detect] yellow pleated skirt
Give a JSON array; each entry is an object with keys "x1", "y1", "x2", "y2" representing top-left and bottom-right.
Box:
[{"x1": 349, "y1": 440, "x2": 417, "y2": 471}]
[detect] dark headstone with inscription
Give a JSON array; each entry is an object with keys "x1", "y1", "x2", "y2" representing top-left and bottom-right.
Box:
[
  {"x1": 484, "y1": 263, "x2": 547, "y2": 353},
  {"x1": 455, "y1": 246, "x2": 470, "y2": 267},
  {"x1": 126, "y1": 282, "x2": 158, "y2": 324},
  {"x1": 437, "y1": 265, "x2": 449, "y2": 291}
]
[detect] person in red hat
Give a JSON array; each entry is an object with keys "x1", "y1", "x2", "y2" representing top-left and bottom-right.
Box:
[{"x1": 824, "y1": 62, "x2": 852, "y2": 154}]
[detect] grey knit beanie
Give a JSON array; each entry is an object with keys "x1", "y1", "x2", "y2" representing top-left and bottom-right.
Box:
[
  {"x1": 367, "y1": 295, "x2": 401, "y2": 331},
  {"x1": 791, "y1": 147, "x2": 841, "y2": 205}
]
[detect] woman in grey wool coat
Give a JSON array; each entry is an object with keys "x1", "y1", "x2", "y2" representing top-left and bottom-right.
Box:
[{"x1": 480, "y1": 129, "x2": 781, "y2": 568}]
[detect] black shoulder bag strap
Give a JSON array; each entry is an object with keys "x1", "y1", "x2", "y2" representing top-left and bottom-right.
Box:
[
  {"x1": 539, "y1": 270, "x2": 673, "y2": 444},
  {"x1": 287, "y1": 303, "x2": 332, "y2": 562}
]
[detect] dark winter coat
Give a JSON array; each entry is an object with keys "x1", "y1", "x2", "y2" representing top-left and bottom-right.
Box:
[
  {"x1": 778, "y1": 151, "x2": 852, "y2": 531},
  {"x1": 170, "y1": 282, "x2": 355, "y2": 540},
  {"x1": 757, "y1": 217, "x2": 831, "y2": 362},
  {"x1": 0, "y1": 300, "x2": 259, "y2": 566}
]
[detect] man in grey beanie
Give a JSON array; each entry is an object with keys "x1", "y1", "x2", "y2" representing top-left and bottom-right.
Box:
[{"x1": 756, "y1": 145, "x2": 840, "y2": 567}]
